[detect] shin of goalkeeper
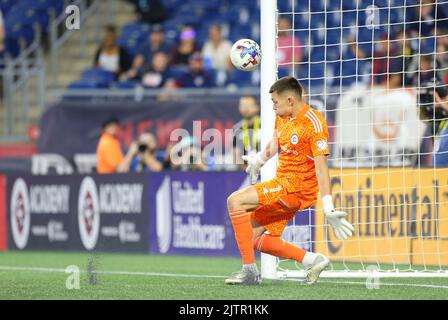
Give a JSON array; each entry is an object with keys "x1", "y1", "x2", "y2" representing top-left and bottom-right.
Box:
[{"x1": 242, "y1": 144, "x2": 354, "y2": 241}]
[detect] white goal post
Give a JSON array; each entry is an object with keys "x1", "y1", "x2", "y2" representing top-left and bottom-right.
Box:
[{"x1": 260, "y1": 0, "x2": 448, "y2": 279}]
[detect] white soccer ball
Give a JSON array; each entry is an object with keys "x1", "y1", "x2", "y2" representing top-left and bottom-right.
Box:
[{"x1": 230, "y1": 38, "x2": 262, "y2": 71}]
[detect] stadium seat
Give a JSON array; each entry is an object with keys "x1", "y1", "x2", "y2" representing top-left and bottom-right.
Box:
[
  {"x1": 68, "y1": 80, "x2": 110, "y2": 89},
  {"x1": 4, "y1": 20, "x2": 35, "y2": 55},
  {"x1": 421, "y1": 37, "x2": 437, "y2": 54},
  {"x1": 163, "y1": 0, "x2": 183, "y2": 10},
  {"x1": 118, "y1": 39, "x2": 143, "y2": 60},
  {"x1": 309, "y1": 63, "x2": 326, "y2": 87},
  {"x1": 326, "y1": 29, "x2": 342, "y2": 46},
  {"x1": 325, "y1": 44, "x2": 341, "y2": 62},
  {"x1": 226, "y1": 69, "x2": 256, "y2": 87},
  {"x1": 333, "y1": 59, "x2": 358, "y2": 87},
  {"x1": 4, "y1": 36, "x2": 20, "y2": 58},
  {"x1": 0, "y1": 0, "x2": 15, "y2": 16},
  {"x1": 115, "y1": 80, "x2": 139, "y2": 89},
  {"x1": 81, "y1": 68, "x2": 116, "y2": 83},
  {"x1": 310, "y1": 46, "x2": 326, "y2": 62},
  {"x1": 169, "y1": 65, "x2": 189, "y2": 80}
]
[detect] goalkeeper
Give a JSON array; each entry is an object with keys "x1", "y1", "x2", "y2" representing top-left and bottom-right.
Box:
[{"x1": 226, "y1": 77, "x2": 354, "y2": 285}]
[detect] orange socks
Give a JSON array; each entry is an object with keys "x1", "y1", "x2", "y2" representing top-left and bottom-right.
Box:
[
  {"x1": 229, "y1": 210, "x2": 306, "y2": 264},
  {"x1": 254, "y1": 234, "x2": 306, "y2": 262},
  {"x1": 229, "y1": 210, "x2": 255, "y2": 264}
]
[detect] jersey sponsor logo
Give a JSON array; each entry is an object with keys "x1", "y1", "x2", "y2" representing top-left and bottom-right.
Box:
[
  {"x1": 10, "y1": 178, "x2": 30, "y2": 249},
  {"x1": 262, "y1": 185, "x2": 283, "y2": 194},
  {"x1": 291, "y1": 134, "x2": 299, "y2": 145},
  {"x1": 317, "y1": 139, "x2": 328, "y2": 151},
  {"x1": 280, "y1": 145, "x2": 299, "y2": 156},
  {"x1": 305, "y1": 110, "x2": 323, "y2": 133},
  {"x1": 78, "y1": 176, "x2": 100, "y2": 250}
]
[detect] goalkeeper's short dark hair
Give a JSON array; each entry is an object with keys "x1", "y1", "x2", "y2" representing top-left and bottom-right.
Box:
[{"x1": 269, "y1": 76, "x2": 303, "y2": 97}]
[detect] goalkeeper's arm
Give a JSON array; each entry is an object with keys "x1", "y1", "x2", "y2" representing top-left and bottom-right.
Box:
[{"x1": 314, "y1": 155, "x2": 354, "y2": 240}]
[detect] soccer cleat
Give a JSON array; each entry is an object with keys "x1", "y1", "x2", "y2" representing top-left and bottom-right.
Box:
[
  {"x1": 225, "y1": 267, "x2": 261, "y2": 285},
  {"x1": 303, "y1": 253, "x2": 330, "y2": 285}
]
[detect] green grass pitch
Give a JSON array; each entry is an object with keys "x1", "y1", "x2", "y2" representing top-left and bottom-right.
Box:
[{"x1": 0, "y1": 251, "x2": 447, "y2": 300}]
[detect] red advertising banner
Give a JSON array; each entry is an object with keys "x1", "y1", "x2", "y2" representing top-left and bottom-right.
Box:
[{"x1": 0, "y1": 175, "x2": 7, "y2": 251}]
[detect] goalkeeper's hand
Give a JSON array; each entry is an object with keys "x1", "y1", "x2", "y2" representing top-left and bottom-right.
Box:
[
  {"x1": 324, "y1": 210, "x2": 354, "y2": 240},
  {"x1": 242, "y1": 152, "x2": 266, "y2": 185}
]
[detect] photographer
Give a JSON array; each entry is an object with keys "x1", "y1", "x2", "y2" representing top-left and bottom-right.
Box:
[
  {"x1": 418, "y1": 74, "x2": 448, "y2": 166},
  {"x1": 169, "y1": 136, "x2": 207, "y2": 172},
  {"x1": 122, "y1": 132, "x2": 163, "y2": 173}
]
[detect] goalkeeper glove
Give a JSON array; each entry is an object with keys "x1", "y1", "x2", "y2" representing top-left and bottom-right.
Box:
[
  {"x1": 322, "y1": 195, "x2": 354, "y2": 240},
  {"x1": 242, "y1": 152, "x2": 266, "y2": 185}
]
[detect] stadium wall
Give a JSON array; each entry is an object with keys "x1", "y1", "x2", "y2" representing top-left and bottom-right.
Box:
[
  {"x1": 5, "y1": 169, "x2": 446, "y2": 264},
  {"x1": 6, "y1": 174, "x2": 150, "y2": 252},
  {"x1": 38, "y1": 99, "x2": 241, "y2": 163},
  {"x1": 315, "y1": 168, "x2": 448, "y2": 266},
  {"x1": 6, "y1": 172, "x2": 295, "y2": 257}
]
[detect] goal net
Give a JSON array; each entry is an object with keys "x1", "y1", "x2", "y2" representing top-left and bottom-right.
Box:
[{"x1": 260, "y1": 0, "x2": 448, "y2": 278}]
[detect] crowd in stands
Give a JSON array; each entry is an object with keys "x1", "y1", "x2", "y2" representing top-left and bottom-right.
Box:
[
  {"x1": 76, "y1": 0, "x2": 448, "y2": 93},
  {"x1": 91, "y1": 21, "x2": 239, "y2": 92},
  {"x1": 91, "y1": 0, "x2": 448, "y2": 172},
  {"x1": 0, "y1": 10, "x2": 5, "y2": 58},
  {"x1": 0, "y1": 0, "x2": 446, "y2": 91}
]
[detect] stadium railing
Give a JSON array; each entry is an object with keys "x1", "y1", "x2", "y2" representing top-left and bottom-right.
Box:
[
  {"x1": 50, "y1": 0, "x2": 102, "y2": 86},
  {"x1": 0, "y1": 32, "x2": 45, "y2": 142}
]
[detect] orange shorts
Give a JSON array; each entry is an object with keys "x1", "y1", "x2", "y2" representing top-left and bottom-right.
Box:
[{"x1": 252, "y1": 178, "x2": 317, "y2": 237}]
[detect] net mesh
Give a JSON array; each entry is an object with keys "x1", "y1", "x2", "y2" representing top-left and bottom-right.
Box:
[{"x1": 272, "y1": 0, "x2": 448, "y2": 276}]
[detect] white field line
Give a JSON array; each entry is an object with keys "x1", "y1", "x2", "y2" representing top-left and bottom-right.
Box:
[
  {"x1": 1, "y1": 265, "x2": 448, "y2": 289},
  {"x1": 0, "y1": 265, "x2": 225, "y2": 279},
  {"x1": 283, "y1": 278, "x2": 448, "y2": 290}
]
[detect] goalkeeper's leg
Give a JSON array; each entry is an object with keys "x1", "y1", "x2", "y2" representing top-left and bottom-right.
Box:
[
  {"x1": 225, "y1": 185, "x2": 262, "y2": 285},
  {"x1": 253, "y1": 232, "x2": 329, "y2": 285}
]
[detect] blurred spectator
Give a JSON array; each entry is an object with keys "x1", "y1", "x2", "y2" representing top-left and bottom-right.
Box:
[
  {"x1": 201, "y1": 24, "x2": 232, "y2": 72},
  {"x1": 406, "y1": 0, "x2": 448, "y2": 38},
  {"x1": 348, "y1": 30, "x2": 417, "y2": 88},
  {"x1": 434, "y1": 91, "x2": 448, "y2": 166},
  {"x1": 277, "y1": 17, "x2": 303, "y2": 70},
  {"x1": 392, "y1": 30, "x2": 419, "y2": 87},
  {"x1": 141, "y1": 51, "x2": 173, "y2": 88},
  {"x1": 171, "y1": 26, "x2": 199, "y2": 67},
  {"x1": 348, "y1": 34, "x2": 391, "y2": 86},
  {"x1": 436, "y1": 29, "x2": 448, "y2": 82},
  {"x1": 0, "y1": 9, "x2": 4, "y2": 56},
  {"x1": 94, "y1": 25, "x2": 131, "y2": 78},
  {"x1": 232, "y1": 95, "x2": 261, "y2": 164},
  {"x1": 176, "y1": 52, "x2": 215, "y2": 88},
  {"x1": 96, "y1": 118, "x2": 127, "y2": 174},
  {"x1": 121, "y1": 25, "x2": 171, "y2": 80},
  {"x1": 169, "y1": 136, "x2": 207, "y2": 171},
  {"x1": 161, "y1": 141, "x2": 175, "y2": 169},
  {"x1": 157, "y1": 79, "x2": 180, "y2": 101},
  {"x1": 417, "y1": 73, "x2": 448, "y2": 167},
  {"x1": 410, "y1": 54, "x2": 443, "y2": 88},
  {"x1": 125, "y1": 132, "x2": 163, "y2": 172},
  {"x1": 0, "y1": 9, "x2": 4, "y2": 74},
  {"x1": 131, "y1": 0, "x2": 168, "y2": 25}
]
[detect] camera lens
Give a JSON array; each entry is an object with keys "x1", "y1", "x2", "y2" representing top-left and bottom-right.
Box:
[{"x1": 138, "y1": 144, "x2": 148, "y2": 152}]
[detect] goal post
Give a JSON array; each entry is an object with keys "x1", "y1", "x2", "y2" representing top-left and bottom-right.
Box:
[
  {"x1": 259, "y1": 0, "x2": 278, "y2": 280},
  {"x1": 260, "y1": 0, "x2": 448, "y2": 279}
]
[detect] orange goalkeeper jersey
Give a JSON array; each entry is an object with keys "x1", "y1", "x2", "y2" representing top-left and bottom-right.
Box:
[{"x1": 274, "y1": 105, "x2": 330, "y2": 194}]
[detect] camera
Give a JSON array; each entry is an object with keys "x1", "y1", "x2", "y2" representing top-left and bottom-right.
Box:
[
  {"x1": 138, "y1": 143, "x2": 148, "y2": 153},
  {"x1": 418, "y1": 78, "x2": 448, "y2": 120}
]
